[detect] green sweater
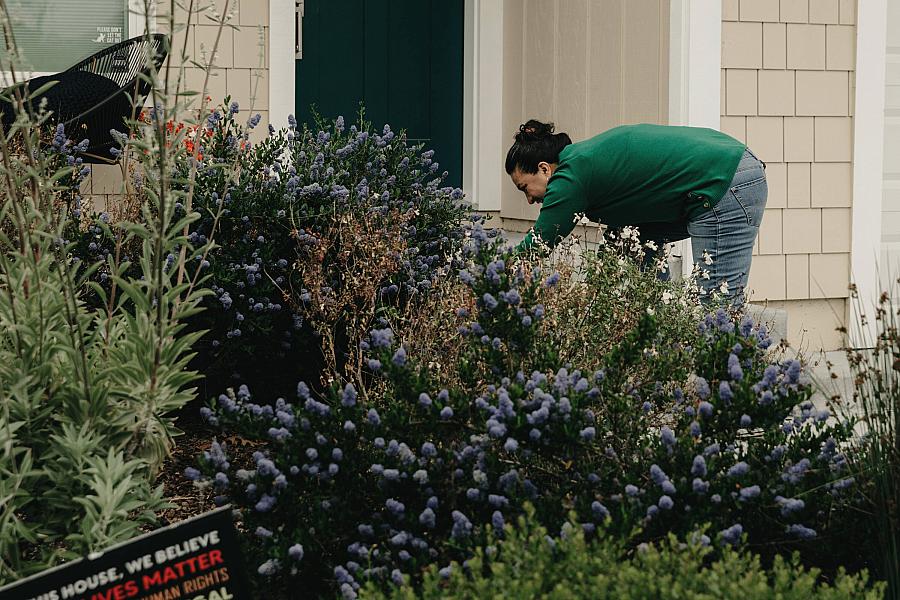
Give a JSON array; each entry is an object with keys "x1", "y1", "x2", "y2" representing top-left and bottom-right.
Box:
[{"x1": 520, "y1": 124, "x2": 746, "y2": 249}]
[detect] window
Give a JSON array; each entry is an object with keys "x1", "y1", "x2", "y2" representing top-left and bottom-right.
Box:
[{"x1": 2, "y1": 0, "x2": 128, "y2": 73}]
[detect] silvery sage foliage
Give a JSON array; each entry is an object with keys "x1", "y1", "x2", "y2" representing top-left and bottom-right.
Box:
[{"x1": 0, "y1": 24, "x2": 209, "y2": 584}]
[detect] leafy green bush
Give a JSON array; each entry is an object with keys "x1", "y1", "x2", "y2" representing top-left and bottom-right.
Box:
[
  {"x1": 362, "y1": 506, "x2": 884, "y2": 600},
  {"x1": 158, "y1": 105, "x2": 470, "y2": 393}
]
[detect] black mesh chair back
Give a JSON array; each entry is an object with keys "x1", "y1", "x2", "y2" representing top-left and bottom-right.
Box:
[
  {"x1": 0, "y1": 33, "x2": 169, "y2": 163},
  {"x1": 62, "y1": 33, "x2": 169, "y2": 162},
  {"x1": 66, "y1": 32, "x2": 168, "y2": 90}
]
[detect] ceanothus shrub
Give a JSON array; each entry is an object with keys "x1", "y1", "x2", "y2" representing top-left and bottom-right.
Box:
[
  {"x1": 605, "y1": 310, "x2": 860, "y2": 558},
  {"x1": 447, "y1": 229, "x2": 859, "y2": 559},
  {"x1": 191, "y1": 347, "x2": 603, "y2": 598},
  {"x1": 191, "y1": 299, "x2": 861, "y2": 597},
  {"x1": 169, "y1": 105, "x2": 470, "y2": 392}
]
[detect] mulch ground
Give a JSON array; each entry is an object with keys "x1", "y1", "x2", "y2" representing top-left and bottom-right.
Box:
[
  {"x1": 155, "y1": 401, "x2": 266, "y2": 527},
  {"x1": 155, "y1": 415, "x2": 218, "y2": 527}
]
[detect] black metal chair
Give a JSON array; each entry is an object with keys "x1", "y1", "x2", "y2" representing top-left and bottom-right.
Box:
[{"x1": 0, "y1": 33, "x2": 169, "y2": 163}]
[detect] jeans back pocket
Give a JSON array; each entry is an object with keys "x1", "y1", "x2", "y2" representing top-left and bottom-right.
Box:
[{"x1": 730, "y1": 176, "x2": 768, "y2": 227}]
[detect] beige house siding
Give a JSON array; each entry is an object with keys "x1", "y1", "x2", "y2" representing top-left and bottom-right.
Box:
[
  {"x1": 76, "y1": 1, "x2": 859, "y2": 351},
  {"x1": 722, "y1": 0, "x2": 856, "y2": 351},
  {"x1": 82, "y1": 0, "x2": 272, "y2": 210},
  {"x1": 500, "y1": 0, "x2": 670, "y2": 227},
  {"x1": 159, "y1": 0, "x2": 271, "y2": 132}
]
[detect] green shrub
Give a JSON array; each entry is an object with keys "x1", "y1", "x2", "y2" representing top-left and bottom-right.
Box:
[
  {"x1": 362, "y1": 506, "x2": 884, "y2": 600},
  {"x1": 190, "y1": 223, "x2": 862, "y2": 597},
  {"x1": 159, "y1": 105, "x2": 470, "y2": 394}
]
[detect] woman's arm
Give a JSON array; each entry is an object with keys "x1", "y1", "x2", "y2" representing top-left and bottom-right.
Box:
[{"x1": 517, "y1": 165, "x2": 587, "y2": 251}]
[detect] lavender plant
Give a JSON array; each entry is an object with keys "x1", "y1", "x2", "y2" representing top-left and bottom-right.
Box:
[{"x1": 0, "y1": 0, "x2": 234, "y2": 583}]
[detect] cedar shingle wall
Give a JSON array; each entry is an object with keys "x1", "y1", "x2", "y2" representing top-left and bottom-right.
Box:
[{"x1": 723, "y1": 0, "x2": 857, "y2": 350}]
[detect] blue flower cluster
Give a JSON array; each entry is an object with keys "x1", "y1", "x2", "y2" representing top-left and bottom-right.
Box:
[
  {"x1": 609, "y1": 308, "x2": 859, "y2": 547},
  {"x1": 189, "y1": 259, "x2": 860, "y2": 596},
  {"x1": 139, "y1": 103, "x2": 475, "y2": 389},
  {"x1": 453, "y1": 226, "x2": 553, "y2": 367}
]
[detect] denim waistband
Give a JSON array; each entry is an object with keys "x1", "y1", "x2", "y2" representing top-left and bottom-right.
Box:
[{"x1": 742, "y1": 146, "x2": 766, "y2": 170}]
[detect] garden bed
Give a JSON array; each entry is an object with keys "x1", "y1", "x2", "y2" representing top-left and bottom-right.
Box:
[{"x1": 0, "y1": 93, "x2": 897, "y2": 599}]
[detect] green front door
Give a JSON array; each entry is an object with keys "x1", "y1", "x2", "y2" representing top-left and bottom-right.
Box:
[{"x1": 295, "y1": 0, "x2": 464, "y2": 187}]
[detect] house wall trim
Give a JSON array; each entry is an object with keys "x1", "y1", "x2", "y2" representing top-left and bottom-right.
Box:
[
  {"x1": 463, "y1": 0, "x2": 503, "y2": 211},
  {"x1": 668, "y1": 0, "x2": 721, "y2": 276},
  {"x1": 851, "y1": 0, "x2": 888, "y2": 347},
  {"x1": 269, "y1": 0, "x2": 296, "y2": 130},
  {"x1": 668, "y1": 0, "x2": 721, "y2": 130}
]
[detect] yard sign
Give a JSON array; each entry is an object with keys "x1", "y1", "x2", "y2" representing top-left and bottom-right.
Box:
[{"x1": 0, "y1": 507, "x2": 251, "y2": 600}]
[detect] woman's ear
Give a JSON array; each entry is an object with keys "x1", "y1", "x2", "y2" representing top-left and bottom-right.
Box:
[{"x1": 538, "y1": 161, "x2": 555, "y2": 176}]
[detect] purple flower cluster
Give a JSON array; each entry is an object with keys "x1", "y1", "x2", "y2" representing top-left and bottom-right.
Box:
[
  {"x1": 153, "y1": 105, "x2": 472, "y2": 386},
  {"x1": 454, "y1": 227, "x2": 552, "y2": 350},
  {"x1": 719, "y1": 523, "x2": 743, "y2": 546},
  {"x1": 184, "y1": 293, "x2": 860, "y2": 597}
]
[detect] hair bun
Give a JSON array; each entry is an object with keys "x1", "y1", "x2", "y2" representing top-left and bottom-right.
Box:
[
  {"x1": 505, "y1": 119, "x2": 572, "y2": 174},
  {"x1": 516, "y1": 119, "x2": 555, "y2": 142}
]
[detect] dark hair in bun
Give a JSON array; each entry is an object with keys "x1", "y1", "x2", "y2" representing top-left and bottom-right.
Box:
[{"x1": 505, "y1": 119, "x2": 572, "y2": 174}]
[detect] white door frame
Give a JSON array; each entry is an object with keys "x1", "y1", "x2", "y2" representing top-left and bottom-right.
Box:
[
  {"x1": 463, "y1": 0, "x2": 503, "y2": 211},
  {"x1": 269, "y1": 0, "x2": 297, "y2": 130}
]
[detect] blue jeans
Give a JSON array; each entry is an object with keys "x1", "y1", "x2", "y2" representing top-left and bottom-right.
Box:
[{"x1": 633, "y1": 148, "x2": 767, "y2": 306}]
